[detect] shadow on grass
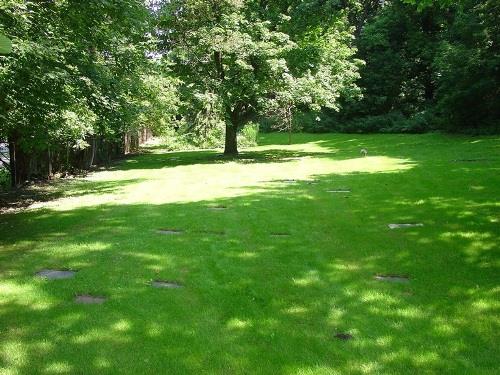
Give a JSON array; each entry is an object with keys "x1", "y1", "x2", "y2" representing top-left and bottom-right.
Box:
[
  {"x1": 113, "y1": 149, "x2": 339, "y2": 172},
  {"x1": 110, "y1": 133, "x2": 500, "y2": 176},
  {"x1": 0, "y1": 155, "x2": 498, "y2": 373},
  {"x1": 0, "y1": 179, "x2": 145, "y2": 214}
]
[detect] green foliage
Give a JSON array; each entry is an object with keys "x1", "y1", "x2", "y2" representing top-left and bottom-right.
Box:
[
  {"x1": 0, "y1": 167, "x2": 9, "y2": 189},
  {"x1": 239, "y1": 121, "x2": 259, "y2": 147},
  {"x1": 403, "y1": 0, "x2": 457, "y2": 10},
  {"x1": 0, "y1": 0, "x2": 498, "y2": 188},
  {"x1": 322, "y1": 0, "x2": 499, "y2": 134},
  {"x1": 291, "y1": 111, "x2": 327, "y2": 133},
  {"x1": 0, "y1": 33, "x2": 11, "y2": 54},
  {"x1": 0, "y1": 0, "x2": 179, "y2": 184},
  {"x1": 433, "y1": 0, "x2": 500, "y2": 132},
  {"x1": 161, "y1": 119, "x2": 258, "y2": 151},
  {"x1": 299, "y1": 110, "x2": 435, "y2": 134},
  {"x1": 345, "y1": 111, "x2": 435, "y2": 133},
  {"x1": 157, "y1": 0, "x2": 361, "y2": 152}
]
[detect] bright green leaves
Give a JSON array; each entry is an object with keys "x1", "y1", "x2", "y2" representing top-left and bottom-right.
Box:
[
  {"x1": 0, "y1": 0, "x2": 180, "y2": 178},
  {"x1": 403, "y1": 0, "x2": 457, "y2": 10},
  {"x1": 0, "y1": 33, "x2": 12, "y2": 54}
]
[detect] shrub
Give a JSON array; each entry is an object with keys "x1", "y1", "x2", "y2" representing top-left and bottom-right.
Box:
[
  {"x1": 239, "y1": 122, "x2": 260, "y2": 147},
  {"x1": 0, "y1": 168, "x2": 11, "y2": 190}
]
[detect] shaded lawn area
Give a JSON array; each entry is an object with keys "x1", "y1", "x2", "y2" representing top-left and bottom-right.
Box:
[{"x1": 0, "y1": 133, "x2": 499, "y2": 374}]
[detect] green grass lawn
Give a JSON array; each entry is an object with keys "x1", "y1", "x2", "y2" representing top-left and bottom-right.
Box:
[{"x1": 0, "y1": 133, "x2": 499, "y2": 374}]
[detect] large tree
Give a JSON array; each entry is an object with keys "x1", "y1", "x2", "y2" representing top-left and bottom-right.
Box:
[{"x1": 159, "y1": 0, "x2": 361, "y2": 155}]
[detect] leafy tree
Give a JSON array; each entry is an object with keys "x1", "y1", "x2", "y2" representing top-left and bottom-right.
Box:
[
  {"x1": 433, "y1": 0, "x2": 499, "y2": 131},
  {"x1": 159, "y1": 0, "x2": 361, "y2": 155},
  {"x1": 354, "y1": 1, "x2": 443, "y2": 116},
  {"x1": 0, "y1": 0, "x2": 178, "y2": 186},
  {"x1": 336, "y1": 0, "x2": 498, "y2": 134}
]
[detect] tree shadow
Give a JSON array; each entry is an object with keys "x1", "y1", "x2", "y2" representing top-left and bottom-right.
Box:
[
  {"x1": 111, "y1": 133, "x2": 500, "y2": 174},
  {"x1": 112, "y1": 149, "x2": 339, "y2": 172},
  {"x1": 0, "y1": 179, "x2": 146, "y2": 214}
]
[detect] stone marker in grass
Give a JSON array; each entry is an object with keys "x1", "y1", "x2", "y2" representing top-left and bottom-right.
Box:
[
  {"x1": 75, "y1": 295, "x2": 106, "y2": 304},
  {"x1": 374, "y1": 274, "x2": 410, "y2": 283},
  {"x1": 207, "y1": 205, "x2": 227, "y2": 211},
  {"x1": 453, "y1": 158, "x2": 491, "y2": 162},
  {"x1": 388, "y1": 223, "x2": 423, "y2": 229},
  {"x1": 334, "y1": 332, "x2": 353, "y2": 341},
  {"x1": 270, "y1": 232, "x2": 291, "y2": 237},
  {"x1": 157, "y1": 229, "x2": 184, "y2": 235},
  {"x1": 36, "y1": 269, "x2": 76, "y2": 279},
  {"x1": 197, "y1": 230, "x2": 225, "y2": 235},
  {"x1": 151, "y1": 280, "x2": 183, "y2": 289}
]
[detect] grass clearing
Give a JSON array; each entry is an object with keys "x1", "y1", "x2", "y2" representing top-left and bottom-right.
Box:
[{"x1": 0, "y1": 133, "x2": 499, "y2": 374}]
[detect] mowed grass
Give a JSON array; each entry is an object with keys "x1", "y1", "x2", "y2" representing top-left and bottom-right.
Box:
[{"x1": 0, "y1": 133, "x2": 499, "y2": 374}]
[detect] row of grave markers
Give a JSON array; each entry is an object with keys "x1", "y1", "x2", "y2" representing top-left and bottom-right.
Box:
[
  {"x1": 35, "y1": 269, "x2": 183, "y2": 304},
  {"x1": 35, "y1": 181, "x2": 421, "y2": 340}
]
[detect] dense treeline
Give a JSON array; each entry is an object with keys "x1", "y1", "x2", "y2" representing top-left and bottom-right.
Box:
[
  {"x1": 297, "y1": 0, "x2": 499, "y2": 134},
  {"x1": 0, "y1": 0, "x2": 178, "y2": 187},
  {"x1": 0, "y1": 0, "x2": 498, "y2": 188}
]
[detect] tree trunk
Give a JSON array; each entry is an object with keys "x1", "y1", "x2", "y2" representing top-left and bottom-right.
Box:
[
  {"x1": 423, "y1": 69, "x2": 435, "y2": 102},
  {"x1": 66, "y1": 144, "x2": 70, "y2": 171},
  {"x1": 8, "y1": 133, "x2": 27, "y2": 187},
  {"x1": 89, "y1": 137, "x2": 96, "y2": 167},
  {"x1": 224, "y1": 123, "x2": 238, "y2": 156},
  {"x1": 47, "y1": 144, "x2": 52, "y2": 179},
  {"x1": 8, "y1": 137, "x2": 16, "y2": 188}
]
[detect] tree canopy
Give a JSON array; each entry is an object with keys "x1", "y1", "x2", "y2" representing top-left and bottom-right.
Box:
[
  {"x1": 0, "y1": 0, "x2": 498, "y2": 186},
  {"x1": 156, "y1": 0, "x2": 361, "y2": 154}
]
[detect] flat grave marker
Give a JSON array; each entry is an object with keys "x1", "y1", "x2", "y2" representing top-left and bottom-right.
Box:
[
  {"x1": 75, "y1": 295, "x2": 106, "y2": 304},
  {"x1": 453, "y1": 158, "x2": 493, "y2": 163},
  {"x1": 388, "y1": 223, "x2": 423, "y2": 229},
  {"x1": 151, "y1": 280, "x2": 183, "y2": 289},
  {"x1": 270, "y1": 232, "x2": 291, "y2": 237},
  {"x1": 207, "y1": 205, "x2": 227, "y2": 211},
  {"x1": 374, "y1": 274, "x2": 410, "y2": 283},
  {"x1": 157, "y1": 229, "x2": 184, "y2": 235},
  {"x1": 196, "y1": 230, "x2": 225, "y2": 236},
  {"x1": 36, "y1": 269, "x2": 76, "y2": 280}
]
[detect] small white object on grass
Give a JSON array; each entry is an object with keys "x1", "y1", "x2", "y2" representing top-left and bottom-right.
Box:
[
  {"x1": 388, "y1": 223, "x2": 424, "y2": 229},
  {"x1": 360, "y1": 148, "x2": 368, "y2": 157}
]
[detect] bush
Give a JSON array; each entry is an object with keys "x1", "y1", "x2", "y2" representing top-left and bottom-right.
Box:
[
  {"x1": 0, "y1": 168, "x2": 11, "y2": 190},
  {"x1": 160, "y1": 121, "x2": 259, "y2": 151},
  {"x1": 239, "y1": 122, "x2": 259, "y2": 147},
  {"x1": 332, "y1": 111, "x2": 435, "y2": 134},
  {"x1": 160, "y1": 128, "x2": 198, "y2": 151},
  {"x1": 295, "y1": 111, "x2": 334, "y2": 133},
  {"x1": 260, "y1": 109, "x2": 437, "y2": 135}
]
